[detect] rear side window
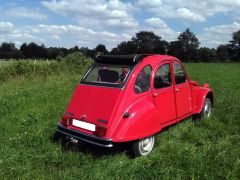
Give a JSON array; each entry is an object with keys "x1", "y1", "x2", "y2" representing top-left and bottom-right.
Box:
[
  {"x1": 154, "y1": 63, "x2": 171, "y2": 89},
  {"x1": 134, "y1": 65, "x2": 152, "y2": 93},
  {"x1": 174, "y1": 62, "x2": 186, "y2": 84}
]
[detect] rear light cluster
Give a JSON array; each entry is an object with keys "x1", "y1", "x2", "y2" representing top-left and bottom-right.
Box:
[
  {"x1": 60, "y1": 117, "x2": 72, "y2": 126},
  {"x1": 94, "y1": 125, "x2": 107, "y2": 137}
]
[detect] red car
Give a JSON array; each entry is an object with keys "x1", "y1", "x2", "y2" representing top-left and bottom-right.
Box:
[{"x1": 56, "y1": 54, "x2": 213, "y2": 156}]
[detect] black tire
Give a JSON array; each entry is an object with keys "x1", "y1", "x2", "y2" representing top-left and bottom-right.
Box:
[
  {"x1": 132, "y1": 135, "x2": 155, "y2": 157},
  {"x1": 193, "y1": 98, "x2": 212, "y2": 120},
  {"x1": 52, "y1": 131, "x2": 62, "y2": 142}
]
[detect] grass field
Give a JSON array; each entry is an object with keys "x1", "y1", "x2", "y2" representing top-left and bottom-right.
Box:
[{"x1": 0, "y1": 63, "x2": 240, "y2": 179}]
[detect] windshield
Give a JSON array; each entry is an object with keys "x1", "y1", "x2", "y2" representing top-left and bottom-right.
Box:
[{"x1": 82, "y1": 64, "x2": 131, "y2": 87}]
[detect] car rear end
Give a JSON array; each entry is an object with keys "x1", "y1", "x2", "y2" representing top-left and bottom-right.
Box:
[{"x1": 56, "y1": 55, "x2": 142, "y2": 147}]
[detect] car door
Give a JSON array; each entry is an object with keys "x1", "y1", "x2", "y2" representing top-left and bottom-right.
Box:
[
  {"x1": 173, "y1": 61, "x2": 193, "y2": 118},
  {"x1": 152, "y1": 61, "x2": 176, "y2": 124}
]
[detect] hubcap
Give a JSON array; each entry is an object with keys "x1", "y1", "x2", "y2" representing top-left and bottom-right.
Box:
[
  {"x1": 204, "y1": 100, "x2": 211, "y2": 118},
  {"x1": 139, "y1": 136, "x2": 155, "y2": 155}
]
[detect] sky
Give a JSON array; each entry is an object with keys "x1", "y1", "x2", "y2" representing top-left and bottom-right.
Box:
[{"x1": 0, "y1": 0, "x2": 240, "y2": 50}]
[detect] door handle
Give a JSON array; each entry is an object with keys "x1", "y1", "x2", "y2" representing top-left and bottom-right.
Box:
[
  {"x1": 175, "y1": 88, "x2": 179, "y2": 92},
  {"x1": 153, "y1": 93, "x2": 158, "y2": 97}
]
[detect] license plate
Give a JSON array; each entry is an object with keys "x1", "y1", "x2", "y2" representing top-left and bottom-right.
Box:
[{"x1": 72, "y1": 119, "x2": 96, "y2": 132}]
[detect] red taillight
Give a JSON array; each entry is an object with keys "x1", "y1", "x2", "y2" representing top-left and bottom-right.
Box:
[
  {"x1": 60, "y1": 117, "x2": 72, "y2": 126},
  {"x1": 94, "y1": 125, "x2": 107, "y2": 137}
]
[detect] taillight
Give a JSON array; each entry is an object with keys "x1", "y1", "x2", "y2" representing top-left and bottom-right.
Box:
[
  {"x1": 60, "y1": 117, "x2": 72, "y2": 126},
  {"x1": 94, "y1": 125, "x2": 107, "y2": 137}
]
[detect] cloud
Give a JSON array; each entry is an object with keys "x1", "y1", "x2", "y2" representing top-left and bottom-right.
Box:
[
  {"x1": 4, "y1": 7, "x2": 47, "y2": 20},
  {"x1": 204, "y1": 21, "x2": 240, "y2": 34},
  {"x1": 0, "y1": 21, "x2": 14, "y2": 32},
  {"x1": 145, "y1": 17, "x2": 168, "y2": 28},
  {"x1": 0, "y1": 22, "x2": 132, "y2": 49},
  {"x1": 136, "y1": 0, "x2": 240, "y2": 22},
  {"x1": 144, "y1": 17, "x2": 179, "y2": 41},
  {"x1": 176, "y1": 8, "x2": 205, "y2": 22},
  {"x1": 41, "y1": 0, "x2": 138, "y2": 30},
  {"x1": 199, "y1": 21, "x2": 240, "y2": 48}
]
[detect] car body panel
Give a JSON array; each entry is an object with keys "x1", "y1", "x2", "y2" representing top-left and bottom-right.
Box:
[{"x1": 57, "y1": 54, "x2": 213, "y2": 145}]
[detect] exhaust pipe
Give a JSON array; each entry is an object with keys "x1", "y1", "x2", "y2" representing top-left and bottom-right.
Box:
[{"x1": 69, "y1": 137, "x2": 79, "y2": 144}]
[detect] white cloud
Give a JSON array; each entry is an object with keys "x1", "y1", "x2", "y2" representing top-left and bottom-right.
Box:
[
  {"x1": 4, "y1": 7, "x2": 47, "y2": 20},
  {"x1": 0, "y1": 22, "x2": 132, "y2": 49},
  {"x1": 145, "y1": 17, "x2": 168, "y2": 28},
  {"x1": 41, "y1": 0, "x2": 138, "y2": 30},
  {"x1": 0, "y1": 21, "x2": 14, "y2": 32},
  {"x1": 176, "y1": 8, "x2": 205, "y2": 22},
  {"x1": 50, "y1": 35, "x2": 61, "y2": 40},
  {"x1": 137, "y1": 0, "x2": 162, "y2": 8},
  {"x1": 105, "y1": 18, "x2": 139, "y2": 29},
  {"x1": 199, "y1": 21, "x2": 240, "y2": 48},
  {"x1": 144, "y1": 17, "x2": 178, "y2": 41},
  {"x1": 204, "y1": 21, "x2": 240, "y2": 34},
  {"x1": 136, "y1": 0, "x2": 240, "y2": 22}
]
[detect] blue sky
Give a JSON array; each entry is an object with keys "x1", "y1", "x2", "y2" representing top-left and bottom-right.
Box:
[{"x1": 0, "y1": 0, "x2": 240, "y2": 50}]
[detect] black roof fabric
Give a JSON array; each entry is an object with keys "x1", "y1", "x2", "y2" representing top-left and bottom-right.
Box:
[{"x1": 95, "y1": 54, "x2": 151, "y2": 65}]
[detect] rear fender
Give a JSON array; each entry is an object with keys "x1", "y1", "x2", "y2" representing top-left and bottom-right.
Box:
[
  {"x1": 111, "y1": 95, "x2": 159, "y2": 142},
  {"x1": 193, "y1": 86, "x2": 213, "y2": 114}
]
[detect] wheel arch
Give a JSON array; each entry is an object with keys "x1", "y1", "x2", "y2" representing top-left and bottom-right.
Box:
[
  {"x1": 206, "y1": 91, "x2": 214, "y2": 106},
  {"x1": 193, "y1": 87, "x2": 214, "y2": 114}
]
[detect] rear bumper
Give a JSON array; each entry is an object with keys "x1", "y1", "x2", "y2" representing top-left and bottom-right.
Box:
[{"x1": 56, "y1": 123, "x2": 113, "y2": 147}]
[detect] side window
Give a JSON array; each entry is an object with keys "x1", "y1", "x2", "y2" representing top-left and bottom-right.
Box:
[
  {"x1": 174, "y1": 62, "x2": 186, "y2": 84},
  {"x1": 154, "y1": 63, "x2": 171, "y2": 89},
  {"x1": 134, "y1": 65, "x2": 152, "y2": 93}
]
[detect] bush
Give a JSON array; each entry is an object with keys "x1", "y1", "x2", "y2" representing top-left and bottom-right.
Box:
[
  {"x1": 0, "y1": 53, "x2": 93, "y2": 83},
  {"x1": 62, "y1": 52, "x2": 92, "y2": 73}
]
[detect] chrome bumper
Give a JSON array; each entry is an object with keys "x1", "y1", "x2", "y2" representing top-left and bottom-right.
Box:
[{"x1": 56, "y1": 123, "x2": 113, "y2": 147}]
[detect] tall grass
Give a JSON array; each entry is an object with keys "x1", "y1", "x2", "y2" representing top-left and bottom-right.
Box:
[
  {"x1": 0, "y1": 63, "x2": 240, "y2": 179},
  {"x1": 0, "y1": 53, "x2": 92, "y2": 83}
]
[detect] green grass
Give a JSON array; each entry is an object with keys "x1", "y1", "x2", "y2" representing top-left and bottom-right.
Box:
[{"x1": 0, "y1": 63, "x2": 240, "y2": 179}]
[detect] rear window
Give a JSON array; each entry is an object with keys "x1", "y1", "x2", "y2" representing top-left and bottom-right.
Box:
[{"x1": 82, "y1": 65, "x2": 131, "y2": 86}]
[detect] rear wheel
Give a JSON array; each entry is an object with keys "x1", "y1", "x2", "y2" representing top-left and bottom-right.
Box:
[
  {"x1": 193, "y1": 98, "x2": 212, "y2": 120},
  {"x1": 132, "y1": 135, "x2": 155, "y2": 157}
]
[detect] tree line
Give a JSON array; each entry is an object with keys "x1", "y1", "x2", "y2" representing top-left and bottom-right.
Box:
[{"x1": 0, "y1": 28, "x2": 239, "y2": 62}]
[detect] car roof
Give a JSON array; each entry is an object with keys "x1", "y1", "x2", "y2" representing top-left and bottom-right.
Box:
[{"x1": 95, "y1": 54, "x2": 179, "y2": 65}]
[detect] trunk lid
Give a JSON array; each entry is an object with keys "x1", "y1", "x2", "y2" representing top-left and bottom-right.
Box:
[{"x1": 66, "y1": 84, "x2": 122, "y2": 126}]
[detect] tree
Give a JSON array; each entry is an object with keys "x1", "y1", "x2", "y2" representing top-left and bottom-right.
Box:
[
  {"x1": 110, "y1": 31, "x2": 168, "y2": 55},
  {"x1": 231, "y1": 30, "x2": 240, "y2": 47},
  {"x1": 168, "y1": 41, "x2": 183, "y2": 59},
  {"x1": 176, "y1": 28, "x2": 200, "y2": 61},
  {"x1": 228, "y1": 30, "x2": 240, "y2": 61},
  {"x1": 20, "y1": 43, "x2": 28, "y2": 58},
  {"x1": 197, "y1": 47, "x2": 217, "y2": 62},
  {"x1": 132, "y1": 31, "x2": 168, "y2": 54},
  {"x1": 0, "y1": 42, "x2": 16, "y2": 52},
  {"x1": 95, "y1": 44, "x2": 109, "y2": 56},
  {"x1": 216, "y1": 45, "x2": 230, "y2": 62},
  {"x1": 110, "y1": 41, "x2": 137, "y2": 55},
  {"x1": 0, "y1": 42, "x2": 22, "y2": 59}
]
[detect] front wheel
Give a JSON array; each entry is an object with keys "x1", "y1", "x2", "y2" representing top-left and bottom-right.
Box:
[
  {"x1": 132, "y1": 135, "x2": 155, "y2": 157},
  {"x1": 193, "y1": 98, "x2": 212, "y2": 120}
]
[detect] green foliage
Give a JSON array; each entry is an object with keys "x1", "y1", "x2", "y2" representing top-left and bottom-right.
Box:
[
  {"x1": 0, "y1": 53, "x2": 92, "y2": 83},
  {"x1": 63, "y1": 52, "x2": 92, "y2": 72},
  {"x1": 111, "y1": 31, "x2": 168, "y2": 55},
  {"x1": 0, "y1": 63, "x2": 240, "y2": 179}
]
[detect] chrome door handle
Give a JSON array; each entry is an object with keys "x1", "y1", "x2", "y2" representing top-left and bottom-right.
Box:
[
  {"x1": 153, "y1": 93, "x2": 158, "y2": 97},
  {"x1": 175, "y1": 88, "x2": 179, "y2": 92}
]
